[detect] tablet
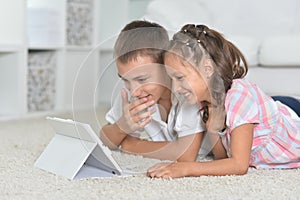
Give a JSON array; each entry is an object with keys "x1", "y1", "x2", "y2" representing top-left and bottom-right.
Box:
[{"x1": 35, "y1": 117, "x2": 125, "y2": 179}]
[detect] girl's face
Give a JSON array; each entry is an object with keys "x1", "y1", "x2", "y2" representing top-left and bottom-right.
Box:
[
  {"x1": 164, "y1": 53, "x2": 210, "y2": 104},
  {"x1": 117, "y1": 56, "x2": 170, "y2": 103}
]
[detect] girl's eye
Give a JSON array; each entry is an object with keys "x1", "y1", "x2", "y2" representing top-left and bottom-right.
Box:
[{"x1": 176, "y1": 76, "x2": 184, "y2": 81}]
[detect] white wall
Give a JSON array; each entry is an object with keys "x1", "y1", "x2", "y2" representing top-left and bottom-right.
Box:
[
  {"x1": 144, "y1": 0, "x2": 300, "y2": 40},
  {"x1": 97, "y1": 0, "x2": 300, "y2": 103},
  {"x1": 142, "y1": 0, "x2": 300, "y2": 98},
  {"x1": 97, "y1": 0, "x2": 151, "y2": 104}
]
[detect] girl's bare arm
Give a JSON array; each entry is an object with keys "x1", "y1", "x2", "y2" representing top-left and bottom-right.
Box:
[{"x1": 147, "y1": 123, "x2": 254, "y2": 177}]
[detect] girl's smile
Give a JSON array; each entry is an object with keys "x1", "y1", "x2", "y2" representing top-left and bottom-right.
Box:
[{"x1": 164, "y1": 53, "x2": 210, "y2": 104}]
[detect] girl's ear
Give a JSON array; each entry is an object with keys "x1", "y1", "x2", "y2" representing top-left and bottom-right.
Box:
[{"x1": 203, "y1": 59, "x2": 214, "y2": 78}]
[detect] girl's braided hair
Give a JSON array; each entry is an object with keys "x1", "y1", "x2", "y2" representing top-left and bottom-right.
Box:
[{"x1": 165, "y1": 24, "x2": 248, "y2": 123}]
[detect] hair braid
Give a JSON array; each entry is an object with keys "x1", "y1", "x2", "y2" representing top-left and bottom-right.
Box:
[{"x1": 166, "y1": 24, "x2": 249, "y2": 125}]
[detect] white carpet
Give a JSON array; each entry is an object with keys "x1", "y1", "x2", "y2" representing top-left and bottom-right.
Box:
[{"x1": 1, "y1": 108, "x2": 300, "y2": 200}]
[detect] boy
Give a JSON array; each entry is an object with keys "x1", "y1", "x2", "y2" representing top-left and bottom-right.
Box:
[{"x1": 100, "y1": 20, "x2": 205, "y2": 161}]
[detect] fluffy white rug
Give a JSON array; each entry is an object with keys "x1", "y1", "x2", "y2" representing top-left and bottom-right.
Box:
[{"x1": 1, "y1": 108, "x2": 299, "y2": 200}]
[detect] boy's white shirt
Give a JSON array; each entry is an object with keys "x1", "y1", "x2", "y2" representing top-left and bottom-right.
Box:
[{"x1": 105, "y1": 90, "x2": 205, "y2": 142}]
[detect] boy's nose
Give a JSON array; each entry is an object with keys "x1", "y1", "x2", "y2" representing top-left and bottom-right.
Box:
[{"x1": 130, "y1": 85, "x2": 142, "y2": 98}]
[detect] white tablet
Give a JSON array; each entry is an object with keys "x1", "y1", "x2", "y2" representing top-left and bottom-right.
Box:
[{"x1": 35, "y1": 117, "x2": 126, "y2": 179}]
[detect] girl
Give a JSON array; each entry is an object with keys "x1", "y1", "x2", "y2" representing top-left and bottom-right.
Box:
[
  {"x1": 100, "y1": 21, "x2": 205, "y2": 162},
  {"x1": 147, "y1": 24, "x2": 300, "y2": 178}
]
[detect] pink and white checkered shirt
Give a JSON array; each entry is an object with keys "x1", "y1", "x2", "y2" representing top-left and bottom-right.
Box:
[{"x1": 221, "y1": 78, "x2": 300, "y2": 168}]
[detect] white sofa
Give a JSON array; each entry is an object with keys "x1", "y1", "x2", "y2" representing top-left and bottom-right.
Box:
[{"x1": 143, "y1": 0, "x2": 300, "y2": 98}]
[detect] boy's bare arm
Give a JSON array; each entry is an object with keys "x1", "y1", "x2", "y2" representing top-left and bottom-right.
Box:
[
  {"x1": 100, "y1": 123, "x2": 128, "y2": 150},
  {"x1": 120, "y1": 133, "x2": 203, "y2": 161}
]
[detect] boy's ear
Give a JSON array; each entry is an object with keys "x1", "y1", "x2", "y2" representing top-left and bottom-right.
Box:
[{"x1": 203, "y1": 59, "x2": 214, "y2": 78}]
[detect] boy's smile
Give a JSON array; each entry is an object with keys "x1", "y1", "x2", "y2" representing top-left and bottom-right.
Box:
[{"x1": 117, "y1": 56, "x2": 171, "y2": 103}]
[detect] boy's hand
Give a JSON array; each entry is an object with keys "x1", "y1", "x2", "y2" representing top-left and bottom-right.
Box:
[
  {"x1": 116, "y1": 88, "x2": 156, "y2": 134},
  {"x1": 207, "y1": 106, "x2": 226, "y2": 134}
]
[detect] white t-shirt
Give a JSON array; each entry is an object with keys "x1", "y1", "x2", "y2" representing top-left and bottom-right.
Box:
[{"x1": 105, "y1": 92, "x2": 205, "y2": 142}]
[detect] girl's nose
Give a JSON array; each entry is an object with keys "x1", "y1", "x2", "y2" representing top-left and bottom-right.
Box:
[{"x1": 172, "y1": 79, "x2": 181, "y2": 93}]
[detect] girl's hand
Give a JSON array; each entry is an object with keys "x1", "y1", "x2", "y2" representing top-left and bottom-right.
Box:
[
  {"x1": 117, "y1": 88, "x2": 156, "y2": 134},
  {"x1": 147, "y1": 162, "x2": 190, "y2": 179}
]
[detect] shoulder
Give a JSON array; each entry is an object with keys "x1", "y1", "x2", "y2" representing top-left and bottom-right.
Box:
[
  {"x1": 225, "y1": 79, "x2": 260, "y2": 130},
  {"x1": 229, "y1": 78, "x2": 253, "y2": 92},
  {"x1": 170, "y1": 94, "x2": 205, "y2": 134},
  {"x1": 171, "y1": 93, "x2": 199, "y2": 114},
  {"x1": 226, "y1": 78, "x2": 258, "y2": 102},
  {"x1": 105, "y1": 93, "x2": 123, "y2": 123}
]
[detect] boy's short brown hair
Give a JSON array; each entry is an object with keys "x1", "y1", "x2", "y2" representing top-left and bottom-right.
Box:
[{"x1": 114, "y1": 20, "x2": 169, "y2": 64}]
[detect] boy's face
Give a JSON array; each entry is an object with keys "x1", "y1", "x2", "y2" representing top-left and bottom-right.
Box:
[{"x1": 117, "y1": 56, "x2": 170, "y2": 103}]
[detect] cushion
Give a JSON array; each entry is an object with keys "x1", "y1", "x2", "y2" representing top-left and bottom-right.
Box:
[{"x1": 258, "y1": 36, "x2": 300, "y2": 66}]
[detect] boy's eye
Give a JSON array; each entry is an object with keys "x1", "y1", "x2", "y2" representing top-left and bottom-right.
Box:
[
  {"x1": 121, "y1": 77, "x2": 127, "y2": 82},
  {"x1": 137, "y1": 78, "x2": 147, "y2": 82},
  {"x1": 122, "y1": 79, "x2": 129, "y2": 84}
]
